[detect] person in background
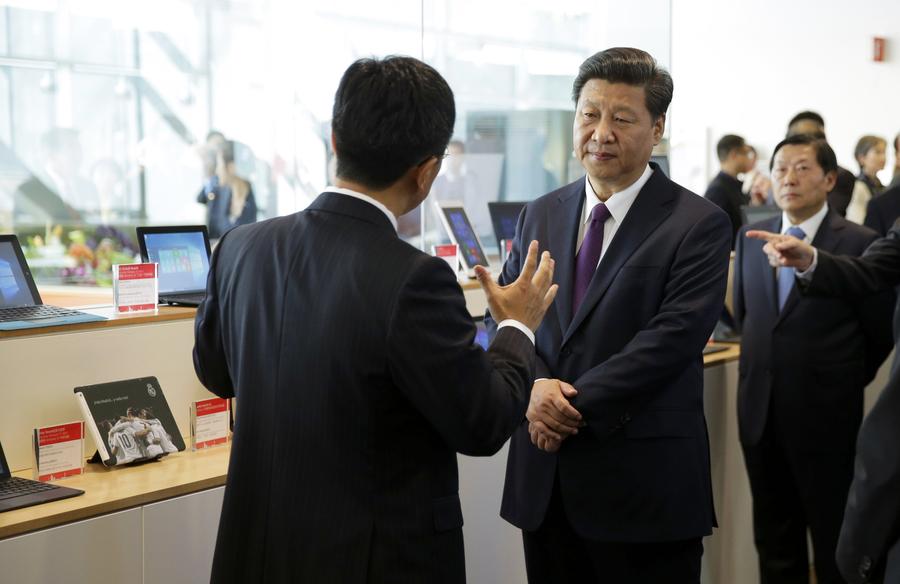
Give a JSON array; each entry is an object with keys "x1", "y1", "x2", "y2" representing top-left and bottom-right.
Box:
[
  {"x1": 734, "y1": 133, "x2": 894, "y2": 584},
  {"x1": 747, "y1": 216, "x2": 900, "y2": 584},
  {"x1": 889, "y1": 133, "x2": 900, "y2": 190},
  {"x1": 864, "y1": 181, "x2": 900, "y2": 237},
  {"x1": 847, "y1": 135, "x2": 887, "y2": 225},
  {"x1": 206, "y1": 140, "x2": 257, "y2": 239},
  {"x1": 786, "y1": 111, "x2": 856, "y2": 217},
  {"x1": 705, "y1": 134, "x2": 755, "y2": 248}
]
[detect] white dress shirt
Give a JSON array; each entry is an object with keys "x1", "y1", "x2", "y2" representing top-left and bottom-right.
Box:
[
  {"x1": 783, "y1": 203, "x2": 829, "y2": 281},
  {"x1": 325, "y1": 186, "x2": 534, "y2": 344},
  {"x1": 576, "y1": 165, "x2": 654, "y2": 266}
]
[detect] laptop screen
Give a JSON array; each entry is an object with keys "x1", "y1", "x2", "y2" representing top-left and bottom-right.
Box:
[
  {"x1": 141, "y1": 231, "x2": 211, "y2": 295},
  {"x1": 0, "y1": 239, "x2": 39, "y2": 308},
  {"x1": 0, "y1": 440, "x2": 9, "y2": 478}
]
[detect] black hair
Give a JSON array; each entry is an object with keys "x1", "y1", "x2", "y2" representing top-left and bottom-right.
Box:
[
  {"x1": 332, "y1": 56, "x2": 455, "y2": 190},
  {"x1": 716, "y1": 135, "x2": 746, "y2": 162},
  {"x1": 787, "y1": 111, "x2": 825, "y2": 133},
  {"x1": 571, "y1": 47, "x2": 673, "y2": 120},
  {"x1": 769, "y1": 134, "x2": 837, "y2": 175}
]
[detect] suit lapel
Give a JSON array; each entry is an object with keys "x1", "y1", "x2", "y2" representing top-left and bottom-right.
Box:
[
  {"x1": 776, "y1": 210, "x2": 843, "y2": 324},
  {"x1": 758, "y1": 216, "x2": 781, "y2": 316},
  {"x1": 547, "y1": 180, "x2": 585, "y2": 332},
  {"x1": 562, "y1": 171, "x2": 676, "y2": 344}
]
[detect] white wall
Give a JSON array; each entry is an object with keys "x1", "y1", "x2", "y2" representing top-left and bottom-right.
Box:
[{"x1": 669, "y1": 0, "x2": 900, "y2": 195}]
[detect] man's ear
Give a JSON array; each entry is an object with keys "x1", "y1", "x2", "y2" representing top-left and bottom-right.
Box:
[
  {"x1": 415, "y1": 156, "x2": 441, "y2": 196},
  {"x1": 653, "y1": 114, "x2": 666, "y2": 145},
  {"x1": 330, "y1": 133, "x2": 338, "y2": 155},
  {"x1": 823, "y1": 170, "x2": 837, "y2": 192}
]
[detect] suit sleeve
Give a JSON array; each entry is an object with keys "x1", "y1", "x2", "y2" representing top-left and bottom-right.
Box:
[
  {"x1": 192, "y1": 232, "x2": 235, "y2": 399},
  {"x1": 484, "y1": 204, "x2": 553, "y2": 379},
  {"x1": 571, "y1": 209, "x2": 732, "y2": 429},
  {"x1": 852, "y1": 232, "x2": 897, "y2": 384},
  {"x1": 387, "y1": 255, "x2": 536, "y2": 456},
  {"x1": 837, "y1": 373, "x2": 900, "y2": 584},
  {"x1": 807, "y1": 225, "x2": 900, "y2": 297}
]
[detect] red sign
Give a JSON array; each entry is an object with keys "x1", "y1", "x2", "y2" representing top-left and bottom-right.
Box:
[
  {"x1": 195, "y1": 397, "x2": 229, "y2": 416},
  {"x1": 874, "y1": 37, "x2": 886, "y2": 62},
  {"x1": 38, "y1": 422, "x2": 83, "y2": 446},
  {"x1": 116, "y1": 263, "x2": 157, "y2": 280}
]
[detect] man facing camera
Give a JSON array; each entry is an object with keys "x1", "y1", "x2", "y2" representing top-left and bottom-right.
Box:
[
  {"x1": 193, "y1": 56, "x2": 558, "y2": 584},
  {"x1": 487, "y1": 47, "x2": 732, "y2": 583},
  {"x1": 735, "y1": 133, "x2": 894, "y2": 584}
]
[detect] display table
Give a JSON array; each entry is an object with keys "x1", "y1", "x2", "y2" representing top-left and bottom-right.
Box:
[{"x1": 0, "y1": 285, "x2": 760, "y2": 584}]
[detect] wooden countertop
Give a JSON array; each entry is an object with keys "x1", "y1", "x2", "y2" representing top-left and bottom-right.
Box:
[
  {"x1": 0, "y1": 286, "x2": 196, "y2": 340},
  {"x1": 0, "y1": 445, "x2": 230, "y2": 539}
]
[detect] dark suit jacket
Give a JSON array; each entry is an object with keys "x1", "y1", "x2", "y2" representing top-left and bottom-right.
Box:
[
  {"x1": 733, "y1": 212, "x2": 894, "y2": 450},
  {"x1": 864, "y1": 186, "x2": 900, "y2": 236},
  {"x1": 487, "y1": 165, "x2": 732, "y2": 542},
  {"x1": 704, "y1": 170, "x2": 748, "y2": 249},
  {"x1": 802, "y1": 223, "x2": 900, "y2": 583},
  {"x1": 194, "y1": 192, "x2": 536, "y2": 583},
  {"x1": 829, "y1": 166, "x2": 857, "y2": 218}
]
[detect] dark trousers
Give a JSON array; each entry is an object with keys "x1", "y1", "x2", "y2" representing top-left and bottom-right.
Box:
[
  {"x1": 742, "y1": 411, "x2": 856, "y2": 584},
  {"x1": 522, "y1": 478, "x2": 703, "y2": 584}
]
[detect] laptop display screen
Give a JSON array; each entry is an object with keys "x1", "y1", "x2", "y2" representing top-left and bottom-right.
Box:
[
  {"x1": 142, "y1": 232, "x2": 211, "y2": 294},
  {"x1": 0, "y1": 241, "x2": 39, "y2": 308}
]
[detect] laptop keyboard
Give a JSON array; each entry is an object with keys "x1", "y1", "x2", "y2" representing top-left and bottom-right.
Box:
[
  {"x1": 0, "y1": 305, "x2": 83, "y2": 323},
  {"x1": 0, "y1": 477, "x2": 57, "y2": 501}
]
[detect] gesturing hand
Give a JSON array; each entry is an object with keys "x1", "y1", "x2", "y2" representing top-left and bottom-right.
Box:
[
  {"x1": 526, "y1": 379, "x2": 581, "y2": 452},
  {"x1": 475, "y1": 240, "x2": 558, "y2": 332},
  {"x1": 745, "y1": 229, "x2": 815, "y2": 271}
]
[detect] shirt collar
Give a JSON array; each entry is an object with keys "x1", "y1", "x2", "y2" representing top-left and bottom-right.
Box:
[
  {"x1": 325, "y1": 185, "x2": 398, "y2": 232},
  {"x1": 582, "y1": 164, "x2": 654, "y2": 225},
  {"x1": 780, "y1": 202, "x2": 829, "y2": 242}
]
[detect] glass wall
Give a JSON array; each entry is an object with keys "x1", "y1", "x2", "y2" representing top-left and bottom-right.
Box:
[{"x1": 0, "y1": 0, "x2": 670, "y2": 285}]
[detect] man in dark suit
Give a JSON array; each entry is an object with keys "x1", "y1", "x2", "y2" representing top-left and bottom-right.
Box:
[
  {"x1": 786, "y1": 111, "x2": 856, "y2": 217},
  {"x1": 864, "y1": 184, "x2": 900, "y2": 236},
  {"x1": 486, "y1": 47, "x2": 732, "y2": 583},
  {"x1": 193, "y1": 56, "x2": 559, "y2": 584},
  {"x1": 705, "y1": 134, "x2": 754, "y2": 248},
  {"x1": 749, "y1": 219, "x2": 900, "y2": 584},
  {"x1": 735, "y1": 134, "x2": 894, "y2": 584}
]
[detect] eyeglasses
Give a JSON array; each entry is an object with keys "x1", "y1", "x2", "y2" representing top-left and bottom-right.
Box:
[{"x1": 418, "y1": 147, "x2": 451, "y2": 166}]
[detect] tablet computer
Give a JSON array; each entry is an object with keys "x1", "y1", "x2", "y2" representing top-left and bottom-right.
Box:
[{"x1": 434, "y1": 202, "x2": 490, "y2": 277}]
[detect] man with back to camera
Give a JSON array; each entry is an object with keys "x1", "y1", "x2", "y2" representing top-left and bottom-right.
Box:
[
  {"x1": 193, "y1": 56, "x2": 559, "y2": 584},
  {"x1": 734, "y1": 133, "x2": 894, "y2": 584},
  {"x1": 705, "y1": 134, "x2": 755, "y2": 249},
  {"x1": 748, "y1": 215, "x2": 900, "y2": 584},
  {"x1": 486, "y1": 47, "x2": 732, "y2": 583},
  {"x1": 786, "y1": 111, "x2": 856, "y2": 217}
]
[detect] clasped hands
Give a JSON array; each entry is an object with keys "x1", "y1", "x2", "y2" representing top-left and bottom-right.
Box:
[{"x1": 526, "y1": 378, "x2": 582, "y2": 453}]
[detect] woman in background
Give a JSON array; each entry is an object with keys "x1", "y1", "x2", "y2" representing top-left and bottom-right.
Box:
[
  {"x1": 209, "y1": 140, "x2": 257, "y2": 239},
  {"x1": 846, "y1": 135, "x2": 886, "y2": 224}
]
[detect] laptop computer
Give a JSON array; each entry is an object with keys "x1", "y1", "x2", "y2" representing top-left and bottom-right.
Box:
[
  {"x1": 488, "y1": 201, "x2": 526, "y2": 251},
  {"x1": 0, "y1": 235, "x2": 107, "y2": 331},
  {"x1": 0, "y1": 439, "x2": 84, "y2": 513},
  {"x1": 136, "y1": 226, "x2": 212, "y2": 307}
]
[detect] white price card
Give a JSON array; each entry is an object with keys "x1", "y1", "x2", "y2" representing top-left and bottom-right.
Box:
[
  {"x1": 33, "y1": 422, "x2": 85, "y2": 482},
  {"x1": 191, "y1": 397, "x2": 230, "y2": 450},
  {"x1": 113, "y1": 263, "x2": 158, "y2": 313},
  {"x1": 432, "y1": 243, "x2": 459, "y2": 273}
]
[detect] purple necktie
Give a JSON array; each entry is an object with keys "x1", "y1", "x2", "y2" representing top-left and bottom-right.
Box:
[{"x1": 573, "y1": 203, "x2": 612, "y2": 312}]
